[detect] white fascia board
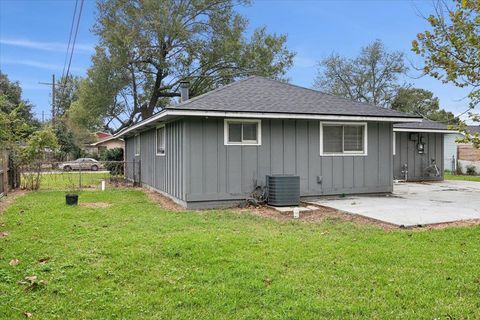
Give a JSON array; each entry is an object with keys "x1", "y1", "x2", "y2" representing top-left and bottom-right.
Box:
[
  {"x1": 393, "y1": 128, "x2": 459, "y2": 133},
  {"x1": 116, "y1": 109, "x2": 422, "y2": 137}
]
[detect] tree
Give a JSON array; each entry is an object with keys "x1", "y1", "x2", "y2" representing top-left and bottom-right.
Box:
[
  {"x1": 20, "y1": 127, "x2": 59, "y2": 190},
  {"x1": 314, "y1": 40, "x2": 407, "y2": 107},
  {"x1": 55, "y1": 75, "x2": 81, "y2": 117},
  {"x1": 391, "y1": 88, "x2": 459, "y2": 123},
  {"x1": 69, "y1": 0, "x2": 295, "y2": 133},
  {"x1": 412, "y1": 0, "x2": 479, "y2": 146},
  {"x1": 0, "y1": 72, "x2": 37, "y2": 124}
]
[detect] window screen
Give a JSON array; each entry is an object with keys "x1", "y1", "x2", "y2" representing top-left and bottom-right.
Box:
[
  {"x1": 344, "y1": 125, "x2": 364, "y2": 152},
  {"x1": 135, "y1": 135, "x2": 140, "y2": 155},
  {"x1": 242, "y1": 123, "x2": 257, "y2": 142},
  {"x1": 228, "y1": 123, "x2": 242, "y2": 143},
  {"x1": 322, "y1": 123, "x2": 366, "y2": 155},
  {"x1": 323, "y1": 125, "x2": 343, "y2": 153},
  {"x1": 156, "y1": 126, "x2": 165, "y2": 155}
]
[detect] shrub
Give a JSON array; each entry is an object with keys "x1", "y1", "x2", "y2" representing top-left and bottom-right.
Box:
[
  {"x1": 456, "y1": 162, "x2": 463, "y2": 175},
  {"x1": 466, "y1": 165, "x2": 477, "y2": 176},
  {"x1": 100, "y1": 148, "x2": 124, "y2": 175}
]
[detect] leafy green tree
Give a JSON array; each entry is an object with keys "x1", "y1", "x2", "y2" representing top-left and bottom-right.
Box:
[
  {"x1": 391, "y1": 88, "x2": 459, "y2": 123},
  {"x1": 314, "y1": 40, "x2": 407, "y2": 107},
  {"x1": 53, "y1": 121, "x2": 83, "y2": 160},
  {"x1": 55, "y1": 75, "x2": 81, "y2": 117},
  {"x1": 412, "y1": 0, "x2": 479, "y2": 146},
  {"x1": 20, "y1": 127, "x2": 59, "y2": 190},
  {"x1": 70, "y1": 0, "x2": 295, "y2": 133},
  {"x1": 0, "y1": 72, "x2": 37, "y2": 125}
]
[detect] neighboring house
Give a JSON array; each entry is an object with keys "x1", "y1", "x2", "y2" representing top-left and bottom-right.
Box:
[
  {"x1": 441, "y1": 125, "x2": 480, "y2": 173},
  {"x1": 84, "y1": 132, "x2": 125, "y2": 156},
  {"x1": 116, "y1": 76, "x2": 421, "y2": 209},
  {"x1": 393, "y1": 121, "x2": 456, "y2": 181}
]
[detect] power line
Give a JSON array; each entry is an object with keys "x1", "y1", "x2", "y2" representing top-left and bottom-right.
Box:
[
  {"x1": 64, "y1": 0, "x2": 84, "y2": 83},
  {"x1": 61, "y1": 0, "x2": 79, "y2": 81}
]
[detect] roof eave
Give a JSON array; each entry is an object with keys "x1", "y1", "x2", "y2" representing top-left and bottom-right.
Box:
[
  {"x1": 115, "y1": 109, "x2": 421, "y2": 138},
  {"x1": 393, "y1": 128, "x2": 458, "y2": 134}
]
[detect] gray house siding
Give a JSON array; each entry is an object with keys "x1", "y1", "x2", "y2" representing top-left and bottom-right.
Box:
[
  {"x1": 125, "y1": 136, "x2": 136, "y2": 180},
  {"x1": 183, "y1": 118, "x2": 393, "y2": 208},
  {"x1": 393, "y1": 131, "x2": 444, "y2": 181},
  {"x1": 124, "y1": 120, "x2": 185, "y2": 202}
]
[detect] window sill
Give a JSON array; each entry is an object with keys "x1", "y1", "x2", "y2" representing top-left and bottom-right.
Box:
[
  {"x1": 225, "y1": 142, "x2": 261, "y2": 146},
  {"x1": 320, "y1": 153, "x2": 368, "y2": 157}
]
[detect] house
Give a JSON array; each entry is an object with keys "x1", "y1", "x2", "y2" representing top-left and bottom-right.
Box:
[
  {"x1": 439, "y1": 125, "x2": 480, "y2": 173},
  {"x1": 393, "y1": 120, "x2": 456, "y2": 181},
  {"x1": 116, "y1": 76, "x2": 421, "y2": 209},
  {"x1": 84, "y1": 132, "x2": 125, "y2": 156},
  {"x1": 456, "y1": 125, "x2": 480, "y2": 174}
]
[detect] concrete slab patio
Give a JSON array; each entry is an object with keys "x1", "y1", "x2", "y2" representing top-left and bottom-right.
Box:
[{"x1": 309, "y1": 180, "x2": 480, "y2": 227}]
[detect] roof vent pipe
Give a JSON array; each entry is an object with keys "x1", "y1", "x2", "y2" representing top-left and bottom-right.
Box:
[{"x1": 179, "y1": 81, "x2": 190, "y2": 102}]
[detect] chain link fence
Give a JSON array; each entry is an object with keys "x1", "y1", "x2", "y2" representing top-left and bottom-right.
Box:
[{"x1": 18, "y1": 160, "x2": 141, "y2": 191}]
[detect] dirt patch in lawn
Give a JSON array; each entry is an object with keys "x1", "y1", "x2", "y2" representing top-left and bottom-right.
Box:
[
  {"x1": 419, "y1": 219, "x2": 480, "y2": 230},
  {"x1": 0, "y1": 190, "x2": 27, "y2": 215},
  {"x1": 145, "y1": 189, "x2": 185, "y2": 212},
  {"x1": 80, "y1": 202, "x2": 111, "y2": 209},
  {"x1": 234, "y1": 203, "x2": 396, "y2": 230}
]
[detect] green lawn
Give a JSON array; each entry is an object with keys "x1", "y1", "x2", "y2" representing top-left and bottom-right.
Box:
[
  {"x1": 445, "y1": 172, "x2": 480, "y2": 182},
  {"x1": 36, "y1": 171, "x2": 112, "y2": 190},
  {"x1": 1, "y1": 190, "x2": 480, "y2": 319}
]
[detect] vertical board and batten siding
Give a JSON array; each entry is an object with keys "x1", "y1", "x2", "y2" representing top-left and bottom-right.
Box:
[
  {"x1": 125, "y1": 136, "x2": 135, "y2": 180},
  {"x1": 184, "y1": 118, "x2": 393, "y2": 204},
  {"x1": 124, "y1": 120, "x2": 185, "y2": 201},
  {"x1": 393, "y1": 131, "x2": 444, "y2": 181},
  {"x1": 443, "y1": 133, "x2": 461, "y2": 171}
]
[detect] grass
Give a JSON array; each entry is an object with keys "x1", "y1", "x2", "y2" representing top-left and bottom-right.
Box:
[
  {"x1": 1, "y1": 189, "x2": 480, "y2": 319},
  {"x1": 36, "y1": 171, "x2": 112, "y2": 190},
  {"x1": 445, "y1": 172, "x2": 480, "y2": 182}
]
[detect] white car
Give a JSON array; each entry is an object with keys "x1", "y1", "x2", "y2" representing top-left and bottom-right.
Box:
[{"x1": 59, "y1": 158, "x2": 102, "y2": 172}]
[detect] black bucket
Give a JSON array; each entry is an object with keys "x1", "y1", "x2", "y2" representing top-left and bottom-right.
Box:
[{"x1": 66, "y1": 194, "x2": 78, "y2": 205}]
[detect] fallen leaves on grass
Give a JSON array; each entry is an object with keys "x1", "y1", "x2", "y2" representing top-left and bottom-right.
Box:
[
  {"x1": 23, "y1": 311, "x2": 32, "y2": 318},
  {"x1": 9, "y1": 259, "x2": 19, "y2": 266},
  {"x1": 18, "y1": 275, "x2": 47, "y2": 291},
  {"x1": 0, "y1": 231, "x2": 9, "y2": 238},
  {"x1": 38, "y1": 257, "x2": 50, "y2": 265}
]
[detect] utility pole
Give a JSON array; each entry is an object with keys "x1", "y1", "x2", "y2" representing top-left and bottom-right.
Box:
[{"x1": 39, "y1": 74, "x2": 56, "y2": 125}]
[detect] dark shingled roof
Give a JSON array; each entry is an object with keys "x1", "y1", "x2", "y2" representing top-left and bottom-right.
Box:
[
  {"x1": 393, "y1": 120, "x2": 450, "y2": 130},
  {"x1": 168, "y1": 76, "x2": 420, "y2": 119},
  {"x1": 467, "y1": 125, "x2": 480, "y2": 134}
]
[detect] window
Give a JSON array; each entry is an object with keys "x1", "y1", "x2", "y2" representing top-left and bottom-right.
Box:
[
  {"x1": 320, "y1": 122, "x2": 367, "y2": 156},
  {"x1": 224, "y1": 119, "x2": 261, "y2": 145},
  {"x1": 135, "y1": 134, "x2": 140, "y2": 156},
  {"x1": 393, "y1": 132, "x2": 396, "y2": 155},
  {"x1": 156, "y1": 125, "x2": 165, "y2": 156}
]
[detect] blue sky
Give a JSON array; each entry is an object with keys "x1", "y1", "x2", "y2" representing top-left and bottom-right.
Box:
[{"x1": 0, "y1": 0, "x2": 472, "y2": 122}]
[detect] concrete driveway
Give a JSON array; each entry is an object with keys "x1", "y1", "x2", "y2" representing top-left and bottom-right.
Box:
[{"x1": 309, "y1": 180, "x2": 480, "y2": 227}]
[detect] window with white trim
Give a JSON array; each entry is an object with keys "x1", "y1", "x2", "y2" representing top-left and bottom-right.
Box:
[
  {"x1": 393, "y1": 132, "x2": 396, "y2": 155},
  {"x1": 135, "y1": 134, "x2": 140, "y2": 156},
  {"x1": 156, "y1": 125, "x2": 165, "y2": 156},
  {"x1": 320, "y1": 122, "x2": 367, "y2": 155},
  {"x1": 224, "y1": 119, "x2": 261, "y2": 145}
]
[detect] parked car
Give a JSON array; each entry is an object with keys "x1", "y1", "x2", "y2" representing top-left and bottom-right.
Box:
[{"x1": 59, "y1": 158, "x2": 103, "y2": 172}]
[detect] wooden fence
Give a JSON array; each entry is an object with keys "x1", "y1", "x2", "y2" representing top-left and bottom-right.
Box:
[{"x1": 458, "y1": 144, "x2": 480, "y2": 162}]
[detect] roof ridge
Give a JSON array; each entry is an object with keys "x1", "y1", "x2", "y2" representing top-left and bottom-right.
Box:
[
  {"x1": 257, "y1": 76, "x2": 409, "y2": 113},
  {"x1": 168, "y1": 76, "x2": 257, "y2": 109}
]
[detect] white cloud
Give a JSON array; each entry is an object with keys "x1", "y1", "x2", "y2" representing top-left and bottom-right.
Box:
[
  {"x1": 0, "y1": 38, "x2": 94, "y2": 53},
  {"x1": 1, "y1": 58, "x2": 84, "y2": 73}
]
